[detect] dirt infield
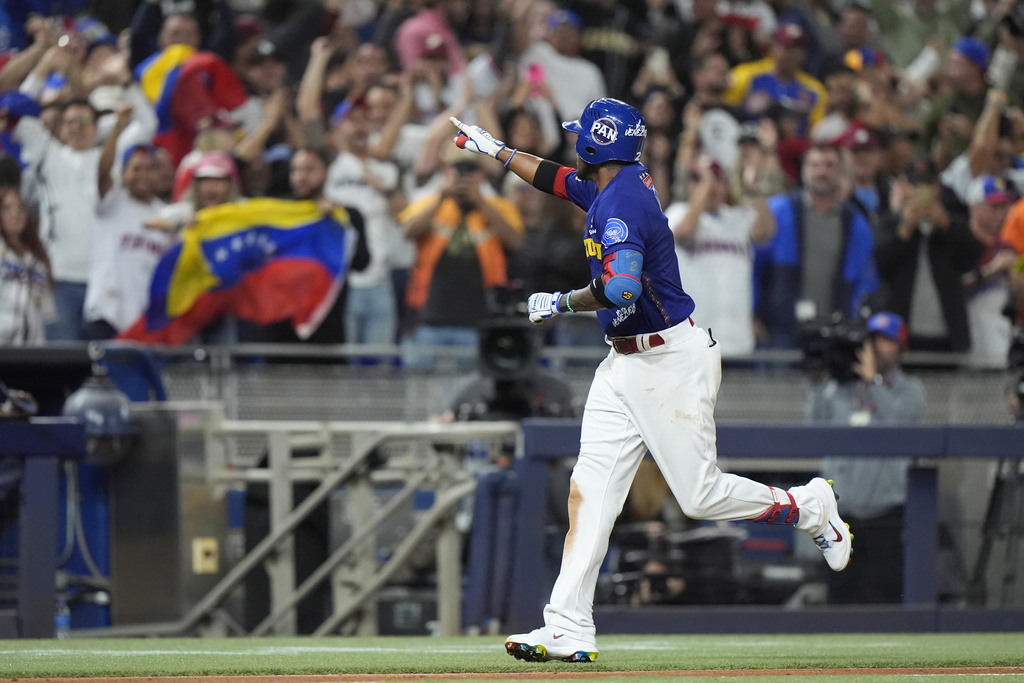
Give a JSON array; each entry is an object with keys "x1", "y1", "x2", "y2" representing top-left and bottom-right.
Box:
[{"x1": 8, "y1": 668, "x2": 1024, "y2": 682}]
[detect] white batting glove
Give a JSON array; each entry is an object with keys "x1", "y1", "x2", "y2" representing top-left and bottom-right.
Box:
[
  {"x1": 450, "y1": 116, "x2": 506, "y2": 158},
  {"x1": 527, "y1": 291, "x2": 563, "y2": 324}
]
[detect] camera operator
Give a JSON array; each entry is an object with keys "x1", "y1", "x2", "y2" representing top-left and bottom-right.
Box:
[{"x1": 806, "y1": 311, "x2": 926, "y2": 603}]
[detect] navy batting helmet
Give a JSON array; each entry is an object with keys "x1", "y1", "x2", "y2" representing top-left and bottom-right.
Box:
[{"x1": 562, "y1": 98, "x2": 646, "y2": 165}]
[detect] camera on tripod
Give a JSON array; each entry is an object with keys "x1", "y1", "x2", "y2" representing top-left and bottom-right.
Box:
[
  {"x1": 478, "y1": 284, "x2": 536, "y2": 381},
  {"x1": 799, "y1": 312, "x2": 869, "y2": 384}
]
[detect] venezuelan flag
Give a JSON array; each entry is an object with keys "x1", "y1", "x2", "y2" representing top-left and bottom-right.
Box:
[
  {"x1": 134, "y1": 44, "x2": 196, "y2": 133},
  {"x1": 120, "y1": 199, "x2": 352, "y2": 345}
]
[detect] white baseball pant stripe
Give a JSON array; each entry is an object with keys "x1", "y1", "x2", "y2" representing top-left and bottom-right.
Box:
[{"x1": 542, "y1": 320, "x2": 823, "y2": 640}]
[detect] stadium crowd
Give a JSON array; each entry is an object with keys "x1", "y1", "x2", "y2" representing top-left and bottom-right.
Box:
[{"x1": 2, "y1": 0, "x2": 1024, "y2": 368}]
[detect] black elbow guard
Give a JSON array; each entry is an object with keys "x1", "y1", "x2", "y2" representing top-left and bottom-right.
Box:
[
  {"x1": 532, "y1": 159, "x2": 562, "y2": 194},
  {"x1": 590, "y1": 276, "x2": 617, "y2": 309}
]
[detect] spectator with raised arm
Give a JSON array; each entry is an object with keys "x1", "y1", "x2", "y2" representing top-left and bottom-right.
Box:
[
  {"x1": 322, "y1": 99, "x2": 406, "y2": 347},
  {"x1": 83, "y1": 108, "x2": 170, "y2": 340},
  {"x1": 940, "y1": 89, "x2": 1024, "y2": 209},
  {"x1": 874, "y1": 157, "x2": 976, "y2": 352},
  {"x1": 0, "y1": 14, "x2": 55, "y2": 93},
  {"x1": 517, "y1": 9, "x2": 606, "y2": 124},
  {"x1": 14, "y1": 44, "x2": 156, "y2": 340},
  {"x1": 667, "y1": 155, "x2": 775, "y2": 356},
  {"x1": 920, "y1": 38, "x2": 992, "y2": 172}
]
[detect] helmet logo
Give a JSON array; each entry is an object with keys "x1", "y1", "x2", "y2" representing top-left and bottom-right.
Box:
[
  {"x1": 624, "y1": 123, "x2": 646, "y2": 137},
  {"x1": 590, "y1": 118, "x2": 618, "y2": 145}
]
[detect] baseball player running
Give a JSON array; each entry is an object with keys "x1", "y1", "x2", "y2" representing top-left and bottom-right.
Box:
[{"x1": 450, "y1": 98, "x2": 851, "y2": 664}]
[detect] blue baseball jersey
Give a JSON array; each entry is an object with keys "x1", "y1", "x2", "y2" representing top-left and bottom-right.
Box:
[{"x1": 553, "y1": 163, "x2": 694, "y2": 337}]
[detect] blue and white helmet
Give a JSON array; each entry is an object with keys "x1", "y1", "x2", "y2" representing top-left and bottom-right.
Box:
[{"x1": 562, "y1": 98, "x2": 647, "y2": 165}]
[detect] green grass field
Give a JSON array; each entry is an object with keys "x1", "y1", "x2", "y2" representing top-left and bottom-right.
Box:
[{"x1": 1, "y1": 633, "x2": 1023, "y2": 680}]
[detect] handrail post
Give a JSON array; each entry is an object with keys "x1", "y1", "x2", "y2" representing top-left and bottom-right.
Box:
[
  {"x1": 436, "y1": 512, "x2": 462, "y2": 635},
  {"x1": 267, "y1": 430, "x2": 296, "y2": 635}
]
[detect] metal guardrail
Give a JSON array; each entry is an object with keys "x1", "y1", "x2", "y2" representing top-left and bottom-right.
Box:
[{"x1": 79, "y1": 410, "x2": 519, "y2": 638}]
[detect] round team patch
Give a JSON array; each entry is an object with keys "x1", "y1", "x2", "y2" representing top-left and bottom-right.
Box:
[
  {"x1": 601, "y1": 218, "x2": 628, "y2": 247},
  {"x1": 590, "y1": 118, "x2": 618, "y2": 146}
]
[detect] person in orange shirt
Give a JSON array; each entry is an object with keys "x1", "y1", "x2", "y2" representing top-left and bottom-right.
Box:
[
  {"x1": 999, "y1": 194, "x2": 1024, "y2": 319},
  {"x1": 1000, "y1": 196, "x2": 1024, "y2": 255},
  {"x1": 398, "y1": 147, "x2": 524, "y2": 367}
]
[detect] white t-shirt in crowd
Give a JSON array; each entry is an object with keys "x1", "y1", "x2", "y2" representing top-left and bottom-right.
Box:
[
  {"x1": 325, "y1": 152, "x2": 403, "y2": 288},
  {"x1": 941, "y1": 153, "x2": 1024, "y2": 204},
  {"x1": 84, "y1": 186, "x2": 171, "y2": 331},
  {"x1": 518, "y1": 40, "x2": 607, "y2": 123},
  {"x1": 14, "y1": 120, "x2": 101, "y2": 284},
  {"x1": 665, "y1": 201, "x2": 758, "y2": 356},
  {"x1": 14, "y1": 83, "x2": 156, "y2": 283},
  {"x1": 0, "y1": 244, "x2": 55, "y2": 345}
]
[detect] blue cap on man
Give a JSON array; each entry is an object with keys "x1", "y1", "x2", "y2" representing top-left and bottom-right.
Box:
[{"x1": 866, "y1": 312, "x2": 908, "y2": 348}]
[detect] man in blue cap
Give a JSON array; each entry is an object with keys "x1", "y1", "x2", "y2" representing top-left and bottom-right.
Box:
[
  {"x1": 807, "y1": 311, "x2": 926, "y2": 603},
  {"x1": 920, "y1": 37, "x2": 992, "y2": 167}
]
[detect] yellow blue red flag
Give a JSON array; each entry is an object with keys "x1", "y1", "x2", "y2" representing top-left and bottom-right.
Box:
[
  {"x1": 134, "y1": 44, "x2": 196, "y2": 134},
  {"x1": 120, "y1": 199, "x2": 352, "y2": 344}
]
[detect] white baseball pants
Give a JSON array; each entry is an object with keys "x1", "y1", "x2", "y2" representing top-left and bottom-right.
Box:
[{"x1": 542, "y1": 319, "x2": 828, "y2": 640}]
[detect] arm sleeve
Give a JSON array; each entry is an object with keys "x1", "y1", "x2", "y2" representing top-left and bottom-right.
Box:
[{"x1": 117, "y1": 85, "x2": 159, "y2": 151}]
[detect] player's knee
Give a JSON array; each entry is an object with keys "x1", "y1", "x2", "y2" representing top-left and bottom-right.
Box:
[{"x1": 676, "y1": 483, "x2": 722, "y2": 519}]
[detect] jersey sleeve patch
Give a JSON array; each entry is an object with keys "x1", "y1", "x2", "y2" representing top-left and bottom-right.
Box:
[{"x1": 601, "y1": 218, "x2": 628, "y2": 248}]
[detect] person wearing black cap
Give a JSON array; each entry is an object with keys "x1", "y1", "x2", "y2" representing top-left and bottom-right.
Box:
[
  {"x1": 874, "y1": 157, "x2": 976, "y2": 352},
  {"x1": 838, "y1": 127, "x2": 891, "y2": 225},
  {"x1": 807, "y1": 311, "x2": 925, "y2": 604}
]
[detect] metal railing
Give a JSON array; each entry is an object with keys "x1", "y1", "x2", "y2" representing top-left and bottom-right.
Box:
[{"x1": 82, "y1": 406, "x2": 519, "y2": 637}]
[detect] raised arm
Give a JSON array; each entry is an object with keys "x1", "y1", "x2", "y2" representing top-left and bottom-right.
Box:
[
  {"x1": 968, "y1": 89, "x2": 1006, "y2": 177},
  {"x1": 449, "y1": 116, "x2": 545, "y2": 185},
  {"x1": 295, "y1": 37, "x2": 333, "y2": 149},
  {"x1": 0, "y1": 15, "x2": 54, "y2": 92},
  {"x1": 98, "y1": 106, "x2": 134, "y2": 199},
  {"x1": 370, "y1": 74, "x2": 415, "y2": 161}
]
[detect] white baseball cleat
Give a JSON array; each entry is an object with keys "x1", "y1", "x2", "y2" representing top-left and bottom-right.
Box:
[
  {"x1": 806, "y1": 477, "x2": 853, "y2": 571},
  {"x1": 505, "y1": 626, "x2": 598, "y2": 663}
]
